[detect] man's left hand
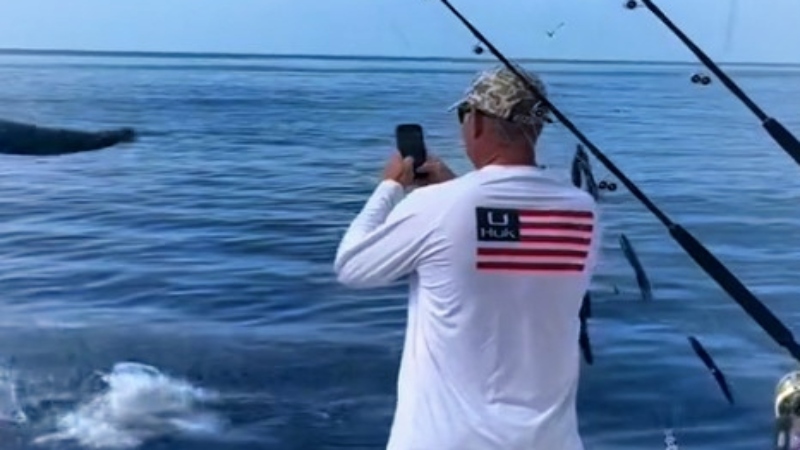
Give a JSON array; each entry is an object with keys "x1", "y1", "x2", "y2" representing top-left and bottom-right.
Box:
[{"x1": 383, "y1": 152, "x2": 416, "y2": 187}]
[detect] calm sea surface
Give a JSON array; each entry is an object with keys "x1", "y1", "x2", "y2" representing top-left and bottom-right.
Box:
[{"x1": 0, "y1": 52, "x2": 798, "y2": 449}]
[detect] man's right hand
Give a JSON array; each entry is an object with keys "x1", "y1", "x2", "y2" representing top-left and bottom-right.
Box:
[{"x1": 416, "y1": 156, "x2": 456, "y2": 186}]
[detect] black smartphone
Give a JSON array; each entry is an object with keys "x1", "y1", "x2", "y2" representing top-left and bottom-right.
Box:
[{"x1": 395, "y1": 124, "x2": 428, "y2": 178}]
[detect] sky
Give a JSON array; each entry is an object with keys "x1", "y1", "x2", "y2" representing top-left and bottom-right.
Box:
[{"x1": 0, "y1": 0, "x2": 797, "y2": 63}]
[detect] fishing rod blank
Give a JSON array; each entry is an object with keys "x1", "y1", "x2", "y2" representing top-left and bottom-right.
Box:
[
  {"x1": 625, "y1": 0, "x2": 800, "y2": 168},
  {"x1": 437, "y1": 0, "x2": 800, "y2": 363}
]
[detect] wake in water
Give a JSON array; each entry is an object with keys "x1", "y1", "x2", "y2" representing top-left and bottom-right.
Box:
[
  {"x1": 0, "y1": 358, "x2": 28, "y2": 449},
  {"x1": 33, "y1": 362, "x2": 227, "y2": 449},
  {"x1": 0, "y1": 358, "x2": 27, "y2": 425}
]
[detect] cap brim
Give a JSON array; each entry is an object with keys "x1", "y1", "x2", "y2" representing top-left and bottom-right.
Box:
[{"x1": 446, "y1": 98, "x2": 466, "y2": 112}]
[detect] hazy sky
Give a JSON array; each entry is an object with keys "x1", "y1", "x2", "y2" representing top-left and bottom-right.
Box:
[{"x1": 0, "y1": 0, "x2": 797, "y2": 63}]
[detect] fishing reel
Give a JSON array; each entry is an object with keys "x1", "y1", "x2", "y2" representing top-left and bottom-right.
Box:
[
  {"x1": 599, "y1": 179, "x2": 618, "y2": 191},
  {"x1": 624, "y1": 0, "x2": 639, "y2": 9},
  {"x1": 472, "y1": 44, "x2": 484, "y2": 55},
  {"x1": 690, "y1": 72, "x2": 712, "y2": 86}
]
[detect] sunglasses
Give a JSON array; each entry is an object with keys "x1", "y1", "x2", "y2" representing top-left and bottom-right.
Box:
[
  {"x1": 458, "y1": 103, "x2": 494, "y2": 124},
  {"x1": 456, "y1": 103, "x2": 514, "y2": 125},
  {"x1": 456, "y1": 103, "x2": 472, "y2": 124}
]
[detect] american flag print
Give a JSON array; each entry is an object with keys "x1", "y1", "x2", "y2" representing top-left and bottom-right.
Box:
[{"x1": 475, "y1": 206, "x2": 594, "y2": 273}]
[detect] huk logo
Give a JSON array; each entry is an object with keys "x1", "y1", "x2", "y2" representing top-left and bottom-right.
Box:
[
  {"x1": 476, "y1": 207, "x2": 520, "y2": 242},
  {"x1": 487, "y1": 211, "x2": 510, "y2": 226}
]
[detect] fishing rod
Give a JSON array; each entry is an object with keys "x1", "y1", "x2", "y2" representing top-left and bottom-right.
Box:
[
  {"x1": 624, "y1": 0, "x2": 800, "y2": 168},
  {"x1": 436, "y1": 0, "x2": 800, "y2": 363}
]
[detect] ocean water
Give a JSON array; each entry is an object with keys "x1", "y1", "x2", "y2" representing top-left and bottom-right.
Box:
[{"x1": 0, "y1": 51, "x2": 798, "y2": 449}]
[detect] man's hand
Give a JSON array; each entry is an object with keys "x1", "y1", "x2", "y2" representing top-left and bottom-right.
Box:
[
  {"x1": 416, "y1": 156, "x2": 456, "y2": 186},
  {"x1": 383, "y1": 152, "x2": 416, "y2": 187},
  {"x1": 383, "y1": 152, "x2": 457, "y2": 188}
]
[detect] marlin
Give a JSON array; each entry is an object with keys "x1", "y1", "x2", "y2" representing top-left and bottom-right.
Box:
[
  {"x1": 571, "y1": 144, "x2": 599, "y2": 201},
  {"x1": 578, "y1": 292, "x2": 593, "y2": 364},
  {"x1": 0, "y1": 119, "x2": 136, "y2": 156}
]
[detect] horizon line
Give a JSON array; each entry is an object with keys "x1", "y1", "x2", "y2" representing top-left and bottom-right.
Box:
[{"x1": 0, "y1": 47, "x2": 799, "y2": 68}]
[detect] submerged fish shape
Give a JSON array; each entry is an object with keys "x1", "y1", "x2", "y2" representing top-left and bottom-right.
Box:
[
  {"x1": 618, "y1": 233, "x2": 653, "y2": 301},
  {"x1": 687, "y1": 335, "x2": 734, "y2": 405},
  {"x1": 0, "y1": 119, "x2": 136, "y2": 156},
  {"x1": 571, "y1": 144, "x2": 599, "y2": 200},
  {"x1": 579, "y1": 292, "x2": 593, "y2": 364},
  {"x1": 582, "y1": 163, "x2": 599, "y2": 200},
  {"x1": 570, "y1": 151, "x2": 582, "y2": 188}
]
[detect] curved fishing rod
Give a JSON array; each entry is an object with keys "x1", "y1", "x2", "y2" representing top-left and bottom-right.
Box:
[
  {"x1": 625, "y1": 0, "x2": 800, "y2": 168},
  {"x1": 436, "y1": 0, "x2": 800, "y2": 363}
]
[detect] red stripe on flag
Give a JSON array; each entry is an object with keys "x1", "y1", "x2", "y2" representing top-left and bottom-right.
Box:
[
  {"x1": 519, "y1": 210, "x2": 593, "y2": 219},
  {"x1": 519, "y1": 236, "x2": 591, "y2": 245},
  {"x1": 477, "y1": 262, "x2": 585, "y2": 272},
  {"x1": 519, "y1": 222, "x2": 593, "y2": 232},
  {"x1": 477, "y1": 248, "x2": 588, "y2": 258}
]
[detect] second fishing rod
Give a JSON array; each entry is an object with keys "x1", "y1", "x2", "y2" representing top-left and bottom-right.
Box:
[
  {"x1": 437, "y1": 0, "x2": 800, "y2": 364},
  {"x1": 625, "y1": 0, "x2": 800, "y2": 169}
]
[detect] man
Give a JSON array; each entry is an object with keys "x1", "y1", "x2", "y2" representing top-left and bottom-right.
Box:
[{"x1": 334, "y1": 64, "x2": 600, "y2": 450}]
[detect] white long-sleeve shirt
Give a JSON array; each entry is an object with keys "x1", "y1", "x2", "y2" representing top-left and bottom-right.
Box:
[{"x1": 334, "y1": 164, "x2": 601, "y2": 450}]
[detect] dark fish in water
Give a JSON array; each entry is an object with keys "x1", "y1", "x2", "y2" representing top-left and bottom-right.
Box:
[
  {"x1": 580, "y1": 291, "x2": 592, "y2": 320},
  {"x1": 570, "y1": 150, "x2": 583, "y2": 188},
  {"x1": 571, "y1": 160, "x2": 594, "y2": 365},
  {"x1": 687, "y1": 335, "x2": 734, "y2": 405},
  {"x1": 570, "y1": 154, "x2": 593, "y2": 363},
  {"x1": 571, "y1": 144, "x2": 599, "y2": 200},
  {"x1": 579, "y1": 292, "x2": 593, "y2": 364},
  {"x1": 618, "y1": 233, "x2": 653, "y2": 301},
  {"x1": 582, "y1": 163, "x2": 600, "y2": 200},
  {"x1": 576, "y1": 144, "x2": 600, "y2": 200},
  {"x1": 0, "y1": 119, "x2": 136, "y2": 156}
]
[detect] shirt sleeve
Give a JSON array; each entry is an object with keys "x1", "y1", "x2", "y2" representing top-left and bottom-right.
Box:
[{"x1": 333, "y1": 180, "x2": 440, "y2": 289}]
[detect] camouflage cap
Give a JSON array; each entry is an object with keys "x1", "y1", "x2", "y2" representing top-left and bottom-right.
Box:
[{"x1": 449, "y1": 64, "x2": 553, "y2": 126}]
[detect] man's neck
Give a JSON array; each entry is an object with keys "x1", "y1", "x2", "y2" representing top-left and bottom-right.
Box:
[{"x1": 477, "y1": 151, "x2": 537, "y2": 168}]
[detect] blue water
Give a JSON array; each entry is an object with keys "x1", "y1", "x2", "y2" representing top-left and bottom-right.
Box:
[{"x1": 0, "y1": 51, "x2": 799, "y2": 449}]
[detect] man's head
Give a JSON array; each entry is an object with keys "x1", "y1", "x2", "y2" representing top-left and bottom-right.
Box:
[{"x1": 449, "y1": 64, "x2": 552, "y2": 168}]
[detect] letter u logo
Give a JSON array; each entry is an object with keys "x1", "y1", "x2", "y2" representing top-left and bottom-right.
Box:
[{"x1": 487, "y1": 212, "x2": 509, "y2": 226}]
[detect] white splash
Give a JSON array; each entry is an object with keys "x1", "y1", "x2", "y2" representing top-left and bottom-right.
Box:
[
  {"x1": 34, "y1": 362, "x2": 226, "y2": 449},
  {"x1": 0, "y1": 360, "x2": 27, "y2": 425},
  {"x1": 663, "y1": 429, "x2": 679, "y2": 450}
]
